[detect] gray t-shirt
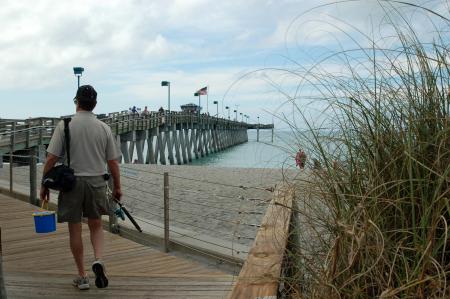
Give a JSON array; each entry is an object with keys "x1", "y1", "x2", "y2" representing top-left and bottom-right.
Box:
[{"x1": 47, "y1": 111, "x2": 121, "y2": 176}]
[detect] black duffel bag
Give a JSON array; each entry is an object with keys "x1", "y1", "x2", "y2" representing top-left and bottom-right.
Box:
[
  {"x1": 42, "y1": 118, "x2": 76, "y2": 192},
  {"x1": 42, "y1": 164, "x2": 75, "y2": 192}
]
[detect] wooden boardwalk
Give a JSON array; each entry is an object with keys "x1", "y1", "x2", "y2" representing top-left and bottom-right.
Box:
[{"x1": 0, "y1": 194, "x2": 235, "y2": 298}]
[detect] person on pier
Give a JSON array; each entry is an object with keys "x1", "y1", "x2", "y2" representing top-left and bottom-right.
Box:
[
  {"x1": 40, "y1": 85, "x2": 122, "y2": 290},
  {"x1": 295, "y1": 148, "x2": 307, "y2": 169}
]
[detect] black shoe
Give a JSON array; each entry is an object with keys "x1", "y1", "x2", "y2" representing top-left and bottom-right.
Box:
[{"x1": 92, "y1": 260, "x2": 109, "y2": 288}]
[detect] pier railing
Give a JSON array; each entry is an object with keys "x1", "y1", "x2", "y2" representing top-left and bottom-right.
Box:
[
  {"x1": 0, "y1": 154, "x2": 40, "y2": 205},
  {"x1": 0, "y1": 118, "x2": 58, "y2": 154}
]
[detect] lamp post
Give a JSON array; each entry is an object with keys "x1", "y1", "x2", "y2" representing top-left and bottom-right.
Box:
[
  {"x1": 257, "y1": 116, "x2": 260, "y2": 142},
  {"x1": 233, "y1": 109, "x2": 237, "y2": 121},
  {"x1": 161, "y1": 81, "x2": 171, "y2": 112},
  {"x1": 213, "y1": 100, "x2": 218, "y2": 117},
  {"x1": 240, "y1": 112, "x2": 243, "y2": 122},
  {"x1": 73, "y1": 67, "x2": 84, "y2": 88},
  {"x1": 225, "y1": 106, "x2": 230, "y2": 119}
]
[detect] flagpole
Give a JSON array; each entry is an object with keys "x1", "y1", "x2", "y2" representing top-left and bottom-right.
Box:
[
  {"x1": 206, "y1": 85, "x2": 209, "y2": 114},
  {"x1": 198, "y1": 94, "x2": 201, "y2": 118}
]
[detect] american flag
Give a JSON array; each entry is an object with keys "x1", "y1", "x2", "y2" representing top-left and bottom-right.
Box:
[{"x1": 197, "y1": 86, "x2": 207, "y2": 95}]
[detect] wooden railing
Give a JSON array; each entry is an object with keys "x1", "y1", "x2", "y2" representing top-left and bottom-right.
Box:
[
  {"x1": 0, "y1": 118, "x2": 58, "y2": 155},
  {"x1": 228, "y1": 186, "x2": 295, "y2": 299}
]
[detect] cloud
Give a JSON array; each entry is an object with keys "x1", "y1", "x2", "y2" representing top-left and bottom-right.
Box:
[
  {"x1": 265, "y1": 0, "x2": 448, "y2": 51},
  {"x1": 0, "y1": 0, "x2": 447, "y2": 127}
]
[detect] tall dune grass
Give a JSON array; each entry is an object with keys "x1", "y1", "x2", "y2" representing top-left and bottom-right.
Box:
[{"x1": 279, "y1": 2, "x2": 450, "y2": 298}]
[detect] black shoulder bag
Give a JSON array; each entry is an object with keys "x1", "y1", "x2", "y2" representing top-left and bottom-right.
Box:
[{"x1": 42, "y1": 118, "x2": 76, "y2": 192}]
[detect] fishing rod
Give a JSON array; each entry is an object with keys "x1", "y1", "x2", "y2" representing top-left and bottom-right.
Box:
[
  {"x1": 111, "y1": 196, "x2": 143, "y2": 233},
  {"x1": 104, "y1": 174, "x2": 143, "y2": 233}
]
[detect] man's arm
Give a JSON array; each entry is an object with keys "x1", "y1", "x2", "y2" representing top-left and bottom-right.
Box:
[
  {"x1": 107, "y1": 159, "x2": 122, "y2": 201},
  {"x1": 39, "y1": 153, "x2": 59, "y2": 202}
]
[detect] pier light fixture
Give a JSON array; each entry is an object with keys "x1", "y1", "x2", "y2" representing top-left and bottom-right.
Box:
[
  {"x1": 73, "y1": 67, "x2": 84, "y2": 88},
  {"x1": 161, "y1": 81, "x2": 171, "y2": 113},
  {"x1": 225, "y1": 106, "x2": 230, "y2": 119},
  {"x1": 233, "y1": 109, "x2": 237, "y2": 121},
  {"x1": 213, "y1": 100, "x2": 218, "y2": 117},
  {"x1": 240, "y1": 112, "x2": 243, "y2": 122}
]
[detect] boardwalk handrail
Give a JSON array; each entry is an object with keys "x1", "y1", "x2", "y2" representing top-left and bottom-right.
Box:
[{"x1": 228, "y1": 185, "x2": 294, "y2": 299}]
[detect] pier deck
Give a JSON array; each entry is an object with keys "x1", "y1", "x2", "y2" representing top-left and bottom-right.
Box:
[{"x1": 0, "y1": 194, "x2": 235, "y2": 298}]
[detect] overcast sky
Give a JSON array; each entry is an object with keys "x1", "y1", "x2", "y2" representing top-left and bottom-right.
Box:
[{"x1": 0, "y1": 0, "x2": 447, "y2": 126}]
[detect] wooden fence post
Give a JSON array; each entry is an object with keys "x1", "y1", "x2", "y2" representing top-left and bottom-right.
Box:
[
  {"x1": 29, "y1": 148, "x2": 38, "y2": 206},
  {"x1": 0, "y1": 227, "x2": 6, "y2": 299},
  {"x1": 9, "y1": 122, "x2": 15, "y2": 193},
  {"x1": 25, "y1": 121, "x2": 30, "y2": 148},
  {"x1": 164, "y1": 172, "x2": 169, "y2": 253},
  {"x1": 38, "y1": 119, "x2": 43, "y2": 144}
]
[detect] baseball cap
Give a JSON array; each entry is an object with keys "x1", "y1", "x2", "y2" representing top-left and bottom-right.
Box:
[{"x1": 74, "y1": 85, "x2": 97, "y2": 103}]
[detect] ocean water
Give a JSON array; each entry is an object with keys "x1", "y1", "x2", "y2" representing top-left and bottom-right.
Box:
[{"x1": 190, "y1": 129, "x2": 296, "y2": 169}]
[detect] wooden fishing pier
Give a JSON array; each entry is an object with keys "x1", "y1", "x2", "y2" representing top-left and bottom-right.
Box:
[{"x1": 0, "y1": 111, "x2": 274, "y2": 165}]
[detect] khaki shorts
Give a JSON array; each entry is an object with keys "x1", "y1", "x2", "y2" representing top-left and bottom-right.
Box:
[{"x1": 57, "y1": 176, "x2": 111, "y2": 223}]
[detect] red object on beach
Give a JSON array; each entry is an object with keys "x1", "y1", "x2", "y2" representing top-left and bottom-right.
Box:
[{"x1": 295, "y1": 150, "x2": 306, "y2": 169}]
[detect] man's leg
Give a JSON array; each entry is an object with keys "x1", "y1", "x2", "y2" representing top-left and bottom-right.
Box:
[
  {"x1": 87, "y1": 218, "x2": 104, "y2": 260},
  {"x1": 88, "y1": 218, "x2": 108, "y2": 288},
  {"x1": 68, "y1": 222, "x2": 86, "y2": 277}
]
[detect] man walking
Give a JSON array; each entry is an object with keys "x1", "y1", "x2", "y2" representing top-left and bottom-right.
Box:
[{"x1": 40, "y1": 85, "x2": 122, "y2": 290}]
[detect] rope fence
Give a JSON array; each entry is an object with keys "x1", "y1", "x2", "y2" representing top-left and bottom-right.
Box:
[{"x1": 117, "y1": 165, "x2": 269, "y2": 255}]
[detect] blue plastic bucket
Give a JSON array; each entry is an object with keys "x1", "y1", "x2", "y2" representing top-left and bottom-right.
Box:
[{"x1": 33, "y1": 210, "x2": 56, "y2": 233}]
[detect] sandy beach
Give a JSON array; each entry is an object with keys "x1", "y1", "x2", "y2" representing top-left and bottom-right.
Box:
[{"x1": 0, "y1": 164, "x2": 299, "y2": 249}]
